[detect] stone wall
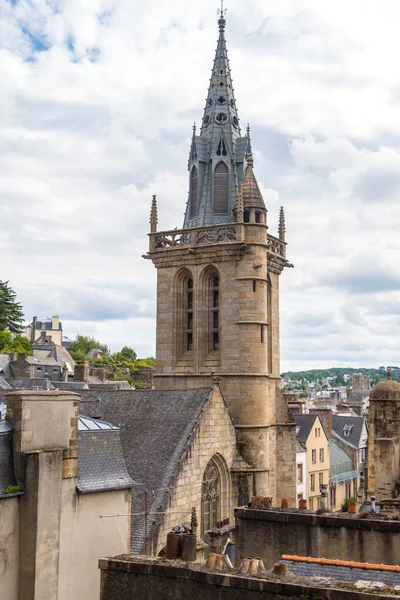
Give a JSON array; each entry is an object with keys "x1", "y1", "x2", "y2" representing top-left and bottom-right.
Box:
[
  {"x1": 152, "y1": 385, "x2": 237, "y2": 555},
  {"x1": 235, "y1": 508, "x2": 400, "y2": 567},
  {"x1": 0, "y1": 497, "x2": 19, "y2": 600},
  {"x1": 99, "y1": 557, "x2": 387, "y2": 600}
]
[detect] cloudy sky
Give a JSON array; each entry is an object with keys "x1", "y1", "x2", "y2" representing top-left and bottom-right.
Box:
[{"x1": 1, "y1": 0, "x2": 399, "y2": 371}]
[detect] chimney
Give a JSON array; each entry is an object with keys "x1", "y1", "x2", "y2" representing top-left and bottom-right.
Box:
[
  {"x1": 51, "y1": 315, "x2": 60, "y2": 331},
  {"x1": 74, "y1": 361, "x2": 89, "y2": 382},
  {"x1": 62, "y1": 363, "x2": 69, "y2": 382},
  {"x1": 6, "y1": 389, "x2": 80, "y2": 599},
  {"x1": 31, "y1": 316, "x2": 37, "y2": 343}
]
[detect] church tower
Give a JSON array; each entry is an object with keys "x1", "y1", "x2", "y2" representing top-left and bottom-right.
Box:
[{"x1": 146, "y1": 12, "x2": 296, "y2": 503}]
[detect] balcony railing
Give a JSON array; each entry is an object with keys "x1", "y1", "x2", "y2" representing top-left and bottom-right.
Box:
[{"x1": 149, "y1": 222, "x2": 286, "y2": 262}]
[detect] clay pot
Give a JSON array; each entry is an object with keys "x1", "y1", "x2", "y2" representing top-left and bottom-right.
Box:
[
  {"x1": 299, "y1": 499, "x2": 307, "y2": 510},
  {"x1": 348, "y1": 503, "x2": 357, "y2": 514},
  {"x1": 281, "y1": 498, "x2": 289, "y2": 509}
]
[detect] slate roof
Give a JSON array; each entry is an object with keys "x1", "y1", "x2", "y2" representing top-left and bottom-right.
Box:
[
  {"x1": 77, "y1": 427, "x2": 133, "y2": 494},
  {"x1": 0, "y1": 378, "x2": 11, "y2": 390},
  {"x1": 52, "y1": 381, "x2": 89, "y2": 390},
  {"x1": 294, "y1": 414, "x2": 318, "y2": 444},
  {"x1": 0, "y1": 354, "x2": 12, "y2": 377},
  {"x1": 332, "y1": 416, "x2": 366, "y2": 450},
  {"x1": 5, "y1": 378, "x2": 55, "y2": 390},
  {"x1": 26, "y1": 356, "x2": 59, "y2": 367},
  {"x1": 281, "y1": 556, "x2": 400, "y2": 588},
  {"x1": 78, "y1": 388, "x2": 212, "y2": 554},
  {"x1": 347, "y1": 389, "x2": 370, "y2": 404}
]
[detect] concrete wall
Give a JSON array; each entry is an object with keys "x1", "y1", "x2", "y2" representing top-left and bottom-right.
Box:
[
  {"x1": 0, "y1": 497, "x2": 19, "y2": 600},
  {"x1": 59, "y1": 480, "x2": 131, "y2": 600},
  {"x1": 235, "y1": 508, "x2": 400, "y2": 567},
  {"x1": 99, "y1": 557, "x2": 384, "y2": 600}
]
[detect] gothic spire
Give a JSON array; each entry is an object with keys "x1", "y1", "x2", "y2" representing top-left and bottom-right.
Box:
[
  {"x1": 183, "y1": 12, "x2": 252, "y2": 228},
  {"x1": 199, "y1": 9, "x2": 241, "y2": 145},
  {"x1": 278, "y1": 206, "x2": 286, "y2": 242}
]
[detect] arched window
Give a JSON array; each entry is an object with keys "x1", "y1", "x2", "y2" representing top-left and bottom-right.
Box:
[
  {"x1": 185, "y1": 277, "x2": 194, "y2": 351},
  {"x1": 213, "y1": 162, "x2": 229, "y2": 214},
  {"x1": 244, "y1": 209, "x2": 250, "y2": 223},
  {"x1": 202, "y1": 460, "x2": 220, "y2": 533},
  {"x1": 211, "y1": 274, "x2": 219, "y2": 351},
  {"x1": 175, "y1": 269, "x2": 194, "y2": 360},
  {"x1": 189, "y1": 167, "x2": 198, "y2": 219}
]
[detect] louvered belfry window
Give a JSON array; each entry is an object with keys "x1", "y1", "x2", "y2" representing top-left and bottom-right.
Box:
[
  {"x1": 213, "y1": 161, "x2": 229, "y2": 214},
  {"x1": 189, "y1": 166, "x2": 198, "y2": 219}
]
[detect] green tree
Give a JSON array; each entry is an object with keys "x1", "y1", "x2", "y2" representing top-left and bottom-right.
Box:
[
  {"x1": 0, "y1": 331, "x2": 32, "y2": 354},
  {"x1": 114, "y1": 346, "x2": 137, "y2": 364},
  {"x1": 69, "y1": 335, "x2": 109, "y2": 362},
  {"x1": 0, "y1": 280, "x2": 24, "y2": 334}
]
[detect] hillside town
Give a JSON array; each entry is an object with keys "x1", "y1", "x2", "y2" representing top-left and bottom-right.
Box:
[{"x1": 1, "y1": 5, "x2": 400, "y2": 600}]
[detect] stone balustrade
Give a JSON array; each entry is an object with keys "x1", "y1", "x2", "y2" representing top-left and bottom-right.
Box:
[{"x1": 149, "y1": 223, "x2": 286, "y2": 263}]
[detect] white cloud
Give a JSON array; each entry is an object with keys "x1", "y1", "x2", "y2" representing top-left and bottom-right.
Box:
[{"x1": 0, "y1": 0, "x2": 399, "y2": 368}]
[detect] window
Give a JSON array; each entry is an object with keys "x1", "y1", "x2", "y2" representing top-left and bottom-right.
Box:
[
  {"x1": 297, "y1": 494, "x2": 303, "y2": 502},
  {"x1": 345, "y1": 482, "x2": 351, "y2": 499},
  {"x1": 330, "y1": 486, "x2": 337, "y2": 508},
  {"x1": 252, "y1": 280, "x2": 256, "y2": 292},
  {"x1": 255, "y1": 211, "x2": 261, "y2": 223},
  {"x1": 343, "y1": 424, "x2": 353, "y2": 437},
  {"x1": 310, "y1": 474, "x2": 315, "y2": 492},
  {"x1": 189, "y1": 167, "x2": 198, "y2": 219},
  {"x1": 213, "y1": 162, "x2": 229, "y2": 214},
  {"x1": 202, "y1": 460, "x2": 220, "y2": 533},
  {"x1": 309, "y1": 497, "x2": 314, "y2": 510},
  {"x1": 311, "y1": 449, "x2": 316, "y2": 464},
  {"x1": 260, "y1": 325, "x2": 265, "y2": 344},
  {"x1": 359, "y1": 448, "x2": 366, "y2": 463},
  {"x1": 319, "y1": 472, "x2": 323, "y2": 486},
  {"x1": 297, "y1": 463, "x2": 303, "y2": 483},
  {"x1": 185, "y1": 278, "x2": 194, "y2": 351},
  {"x1": 319, "y1": 448, "x2": 324, "y2": 462},
  {"x1": 211, "y1": 274, "x2": 220, "y2": 351},
  {"x1": 243, "y1": 209, "x2": 250, "y2": 223}
]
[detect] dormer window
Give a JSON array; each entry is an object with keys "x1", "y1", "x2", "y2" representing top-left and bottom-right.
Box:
[{"x1": 343, "y1": 424, "x2": 353, "y2": 436}]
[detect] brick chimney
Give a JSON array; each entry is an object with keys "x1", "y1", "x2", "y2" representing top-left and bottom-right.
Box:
[{"x1": 74, "y1": 361, "x2": 89, "y2": 382}]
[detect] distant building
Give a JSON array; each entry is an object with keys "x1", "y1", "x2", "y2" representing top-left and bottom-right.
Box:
[
  {"x1": 329, "y1": 441, "x2": 358, "y2": 510},
  {"x1": 352, "y1": 373, "x2": 370, "y2": 391},
  {"x1": 24, "y1": 315, "x2": 63, "y2": 346},
  {"x1": 296, "y1": 441, "x2": 307, "y2": 505},
  {"x1": 294, "y1": 415, "x2": 330, "y2": 510}
]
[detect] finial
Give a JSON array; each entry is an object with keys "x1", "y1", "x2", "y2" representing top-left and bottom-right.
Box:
[
  {"x1": 150, "y1": 194, "x2": 158, "y2": 234},
  {"x1": 246, "y1": 152, "x2": 254, "y2": 168},
  {"x1": 387, "y1": 368, "x2": 392, "y2": 380},
  {"x1": 192, "y1": 122, "x2": 196, "y2": 136},
  {"x1": 246, "y1": 123, "x2": 251, "y2": 137},
  {"x1": 278, "y1": 206, "x2": 286, "y2": 242},
  {"x1": 217, "y1": 0, "x2": 227, "y2": 31}
]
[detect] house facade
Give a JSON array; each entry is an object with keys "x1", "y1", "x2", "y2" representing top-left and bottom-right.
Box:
[{"x1": 294, "y1": 415, "x2": 330, "y2": 510}]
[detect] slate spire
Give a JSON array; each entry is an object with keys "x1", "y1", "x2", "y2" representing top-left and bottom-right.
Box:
[{"x1": 183, "y1": 12, "x2": 252, "y2": 228}]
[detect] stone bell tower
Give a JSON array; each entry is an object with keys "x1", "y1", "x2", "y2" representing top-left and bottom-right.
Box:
[{"x1": 145, "y1": 13, "x2": 295, "y2": 503}]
